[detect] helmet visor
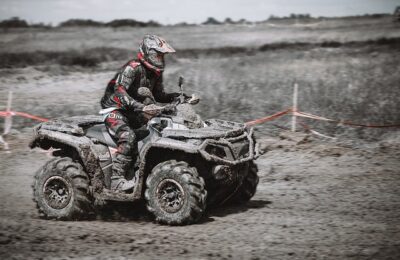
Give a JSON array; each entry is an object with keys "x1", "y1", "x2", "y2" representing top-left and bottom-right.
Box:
[
  {"x1": 155, "y1": 39, "x2": 175, "y2": 53},
  {"x1": 143, "y1": 35, "x2": 175, "y2": 53}
]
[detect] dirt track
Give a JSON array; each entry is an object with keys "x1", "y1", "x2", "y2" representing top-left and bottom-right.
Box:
[{"x1": 1, "y1": 132, "x2": 399, "y2": 259}]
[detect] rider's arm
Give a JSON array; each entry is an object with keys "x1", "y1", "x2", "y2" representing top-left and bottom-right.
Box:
[
  {"x1": 113, "y1": 65, "x2": 144, "y2": 110},
  {"x1": 153, "y1": 75, "x2": 180, "y2": 103}
]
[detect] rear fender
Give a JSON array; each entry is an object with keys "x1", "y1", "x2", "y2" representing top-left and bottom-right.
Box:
[{"x1": 30, "y1": 129, "x2": 105, "y2": 190}]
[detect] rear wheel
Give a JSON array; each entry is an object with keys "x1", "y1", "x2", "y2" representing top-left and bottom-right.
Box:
[
  {"x1": 33, "y1": 157, "x2": 92, "y2": 220},
  {"x1": 145, "y1": 160, "x2": 207, "y2": 225}
]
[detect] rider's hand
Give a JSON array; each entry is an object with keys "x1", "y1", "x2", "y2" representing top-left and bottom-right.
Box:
[
  {"x1": 142, "y1": 104, "x2": 163, "y2": 121},
  {"x1": 143, "y1": 105, "x2": 158, "y2": 121}
]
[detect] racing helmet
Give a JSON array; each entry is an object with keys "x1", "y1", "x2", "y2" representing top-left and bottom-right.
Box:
[{"x1": 139, "y1": 35, "x2": 175, "y2": 70}]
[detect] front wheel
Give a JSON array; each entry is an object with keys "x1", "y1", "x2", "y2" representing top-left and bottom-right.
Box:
[
  {"x1": 33, "y1": 157, "x2": 92, "y2": 220},
  {"x1": 227, "y1": 161, "x2": 259, "y2": 204},
  {"x1": 145, "y1": 160, "x2": 207, "y2": 225}
]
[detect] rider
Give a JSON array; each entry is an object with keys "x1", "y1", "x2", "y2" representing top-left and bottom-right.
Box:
[{"x1": 100, "y1": 35, "x2": 182, "y2": 192}]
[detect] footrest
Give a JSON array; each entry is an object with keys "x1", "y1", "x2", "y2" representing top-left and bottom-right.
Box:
[{"x1": 94, "y1": 189, "x2": 137, "y2": 202}]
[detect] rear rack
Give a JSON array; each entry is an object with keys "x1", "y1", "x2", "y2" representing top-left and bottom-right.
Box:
[{"x1": 34, "y1": 115, "x2": 104, "y2": 136}]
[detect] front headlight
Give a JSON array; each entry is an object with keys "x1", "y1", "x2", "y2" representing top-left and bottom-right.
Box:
[{"x1": 205, "y1": 144, "x2": 226, "y2": 158}]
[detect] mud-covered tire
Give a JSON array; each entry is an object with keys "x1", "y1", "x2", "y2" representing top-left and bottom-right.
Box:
[
  {"x1": 33, "y1": 157, "x2": 92, "y2": 220},
  {"x1": 145, "y1": 160, "x2": 207, "y2": 225},
  {"x1": 228, "y1": 161, "x2": 259, "y2": 204}
]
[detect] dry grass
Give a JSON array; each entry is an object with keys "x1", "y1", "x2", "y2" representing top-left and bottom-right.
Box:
[
  {"x1": 164, "y1": 44, "x2": 400, "y2": 140},
  {"x1": 0, "y1": 16, "x2": 399, "y2": 53}
]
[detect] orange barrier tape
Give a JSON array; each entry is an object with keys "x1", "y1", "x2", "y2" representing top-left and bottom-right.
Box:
[
  {"x1": 245, "y1": 108, "x2": 292, "y2": 126},
  {"x1": 292, "y1": 111, "x2": 334, "y2": 122},
  {"x1": 294, "y1": 111, "x2": 400, "y2": 128},
  {"x1": 1, "y1": 108, "x2": 399, "y2": 128},
  {"x1": 0, "y1": 111, "x2": 48, "y2": 122},
  {"x1": 246, "y1": 109, "x2": 400, "y2": 128}
]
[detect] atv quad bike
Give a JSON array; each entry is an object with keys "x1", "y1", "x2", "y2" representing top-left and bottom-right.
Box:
[{"x1": 30, "y1": 77, "x2": 260, "y2": 225}]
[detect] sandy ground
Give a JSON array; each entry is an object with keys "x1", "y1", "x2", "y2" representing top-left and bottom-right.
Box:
[{"x1": 0, "y1": 129, "x2": 399, "y2": 259}]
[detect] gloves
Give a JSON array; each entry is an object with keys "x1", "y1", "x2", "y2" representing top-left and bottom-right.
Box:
[
  {"x1": 142, "y1": 104, "x2": 162, "y2": 121},
  {"x1": 143, "y1": 104, "x2": 163, "y2": 115}
]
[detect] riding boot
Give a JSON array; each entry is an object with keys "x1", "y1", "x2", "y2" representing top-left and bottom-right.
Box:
[{"x1": 110, "y1": 154, "x2": 135, "y2": 192}]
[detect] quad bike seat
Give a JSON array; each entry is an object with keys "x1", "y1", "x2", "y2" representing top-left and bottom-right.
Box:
[{"x1": 86, "y1": 124, "x2": 150, "y2": 148}]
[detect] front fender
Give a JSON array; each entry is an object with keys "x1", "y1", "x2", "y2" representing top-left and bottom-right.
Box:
[{"x1": 139, "y1": 137, "x2": 200, "y2": 156}]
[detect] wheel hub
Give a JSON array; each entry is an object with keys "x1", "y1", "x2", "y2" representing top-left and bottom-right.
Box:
[
  {"x1": 43, "y1": 176, "x2": 72, "y2": 209},
  {"x1": 156, "y1": 179, "x2": 185, "y2": 213}
]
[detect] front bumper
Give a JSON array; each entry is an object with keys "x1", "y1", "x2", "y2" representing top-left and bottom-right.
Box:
[{"x1": 198, "y1": 128, "x2": 259, "y2": 166}]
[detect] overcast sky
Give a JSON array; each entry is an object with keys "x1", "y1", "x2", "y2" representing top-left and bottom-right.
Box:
[{"x1": 0, "y1": 0, "x2": 398, "y2": 25}]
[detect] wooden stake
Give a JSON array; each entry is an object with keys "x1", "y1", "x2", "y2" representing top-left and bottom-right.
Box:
[
  {"x1": 4, "y1": 91, "x2": 13, "y2": 135},
  {"x1": 1, "y1": 91, "x2": 12, "y2": 151},
  {"x1": 0, "y1": 135, "x2": 9, "y2": 150},
  {"x1": 291, "y1": 83, "x2": 298, "y2": 132}
]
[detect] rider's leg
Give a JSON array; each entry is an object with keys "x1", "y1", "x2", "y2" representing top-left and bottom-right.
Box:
[{"x1": 105, "y1": 111, "x2": 137, "y2": 192}]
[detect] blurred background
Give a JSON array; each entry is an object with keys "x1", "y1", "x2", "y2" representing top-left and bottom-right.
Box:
[{"x1": 0, "y1": 0, "x2": 399, "y2": 140}]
